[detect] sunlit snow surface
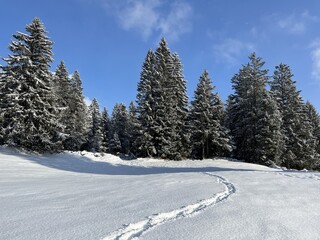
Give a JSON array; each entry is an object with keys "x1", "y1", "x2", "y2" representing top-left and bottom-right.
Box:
[{"x1": 0, "y1": 147, "x2": 319, "y2": 240}]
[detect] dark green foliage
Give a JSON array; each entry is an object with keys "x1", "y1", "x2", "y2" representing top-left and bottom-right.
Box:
[
  {"x1": 127, "y1": 101, "x2": 140, "y2": 155},
  {"x1": 135, "y1": 38, "x2": 190, "y2": 160},
  {"x1": 271, "y1": 64, "x2": 318, "y2": 169},
  {"x1": 189, "y1": 70, "x2": 231, "y2": 159},
  {"x1": 0, "y1": 18, "x2": 61, "y2": 152},
  {"x1": 110, "y1": 103, "x2": 129, "y2": 154},
  {"x1": 52, "y1": 61, "x2": 72, "y2": 145},
  {"x1": 306, "y1": 102, "x2": 320, "y2": 153},
  {"x1": 227, "y1": 53, "x2": 282, "y2": 165},
  {"x1": 135, "y1": 50, "x2": 157, "y2": 157},
  {"x1": 87, "y1": 98, "x2": 102, "y2": 152},
  {"x1": 100, "y1": 107, "x2": 111, "y2": 153},
  {"x1": 63, "y1": 71, "x2": 88, "y2": 151}
]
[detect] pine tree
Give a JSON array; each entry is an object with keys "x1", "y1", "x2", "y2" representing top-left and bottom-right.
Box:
[
  {"x1": 52, "y1": 61, "x2": 71, "y2": 139},
  {"x1": 128, "y1": 101, "x2": 139, "y2": 156},
  {"x1": 154, "y1": 38, "x2": 176, "y2": 159},
  {"x1": 305, "y1": 101, "x2": 320, "y2": 156},
  {"x1": 100, "y1": 107, "x2": 111, "y2": 153},
  {"x1": 135, "y1": 50, "x2": 157, "y2": 157},
  {"x1": 227, "y1": 53, "x2": 282, "y2": 165},
  {"x1": 64, "y1": 71, "x2": 88, "y2": 150},
  {"x1": 87, "y1": 98, "x2": 102, "y2": 152},
  {"x1": 0, "y1": 18, "x2": 61, "y2": 152},
  {"x1": 110, "y1": 103, "x2": 129, "y2": 154},
  {"x1": 135, "y1": 39, "x2": 190, "y2": 160},
  {"x1": 189, "y1": 70, "x2": 231, "y2": 159},
  {"x1": 271, "y1": 64, "x2": 317, "y2": 169},
  {"x1": 171, "y1": 53, "x2": 190, "y2": 159},
  {"x1": 109, "y1": 132, "x2": 121, "y2": 154}
]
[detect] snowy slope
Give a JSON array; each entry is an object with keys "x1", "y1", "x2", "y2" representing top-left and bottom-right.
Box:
[{"x1": 0, "y1": 147, "x2": 319, "y2": 240}]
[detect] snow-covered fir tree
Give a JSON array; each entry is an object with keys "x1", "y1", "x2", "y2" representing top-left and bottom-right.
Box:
[
  {"x1": 189, "y1": 70, "x2": 231, "y2": 159},
  {"x1": 52, "y1": 61, "x2": 71, "y2": 138},
  {"x1": 135, "y1": 39, "x2": 190, "y2": 160},
  {"x1": 227, "y1": 53, "x2": 282, "y2": 165},
  {"x1": 64, "y1": 71, "x2": 88, "y2": 150},
  {"x1": 87, "y1": 98, "x2": 103, "y2": 152},
  {"x1": 127, "y1": 101, "x2": 140, "y2": 156},
  {"x1": 171, "y1": 53, "x2": 190, "y2": 159},
  {"x1": 110, "y1": 103, "x2": 129, "y2": 154},
  {"x1": 153, "y1": 38, "x2": 176, "y2": 159},
  {"x1": 305, "y1": 101, "x2": 320, "y2": 169},
  {"x1": 135, "y1": 50, "x2": 157, "y2": 157},
  {"x1": 271, "y1": 64, "x2": 318, "y2": 169},
  {"x1": 100, "y1": 107, "x2": 111, "y2": 153},
  {"x1": 109, "y1": 132, "x2": 121, "y2": 155},
  {"x1": 0, "y1": 18, "x2": 61, "y2": 152}
]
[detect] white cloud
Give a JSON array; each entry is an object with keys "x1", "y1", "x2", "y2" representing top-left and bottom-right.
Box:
[
  {"x1": 213, "y1": 38, "x2": 255, "y2": 65},
  {"x1": 103, "y1": 0, "x2": 193, "y2": 42},
  {"x1": 310, "y1": 40, "x2": 320, "y2": 81},
  {"x1": 158, "y1": 1, "x2": 192, "y2": 42},
  {"x1": 277, "y1": 10, "x2": 318, "y2": 34},
  {"x1": 117, "y1": 0, "x2": 161, "y2": 39},
  {"x1": 84, "y1": 96, "x2": 92, "y2": 106}
]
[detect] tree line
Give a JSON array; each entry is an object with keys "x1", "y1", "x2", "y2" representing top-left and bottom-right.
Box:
[{"x1": 0, "y1": 18, "x2": 319, "y2": 170}]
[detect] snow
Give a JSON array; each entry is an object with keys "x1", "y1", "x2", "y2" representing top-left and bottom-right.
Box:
[{"x1": 0, "y1": 147, "x2": 319, "y2": 240}]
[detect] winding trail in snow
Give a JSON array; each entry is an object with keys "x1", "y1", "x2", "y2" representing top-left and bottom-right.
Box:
[{"x1": 103, "y1": 173, "x2": 236, "y2": 240}]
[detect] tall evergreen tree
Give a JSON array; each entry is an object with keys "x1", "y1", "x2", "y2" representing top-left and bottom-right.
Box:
[
  {"x1": 227, "y1": 53, "x2": 282, "y2": 165},
  {"x1": 135, "y1": 50, "x2": 157, "y2": 157},
  {"x1": 128, "y1": 101, "x2": 139, "y2": 156},
  {"x1": 189, "y1": 70, "x2": 231, "y2": 159},
  {"x1": 110, "y1": 103, "x2": 129, "y2": 154},
  {"x1": 135, "y1": 38, "x2": 189, "y2": 160},
  {"x1": 64, "y1": 71, "x2": 88, "y2": 150},
  {"x1": 52, "y1": 61, "x2": 71, "y2": 138},
  {"x1": 87, "y1": 98, "x2": 102, "y2": 152},
  {"x1": 171, "y1": 53, "x2": 190, "y2": 159},
  {"x1": 305, "y1": 101, "x2": 320, "y2": 169},
  {"x1": 271, "y1": 64, "x2": 317, "y2": 169},
  {"x1": 0, "y1": 18, "x2": 61, "y2": 152},
  {"x1": 153, "y1": 38, "x2": 176, "y2": 159},
  {"x1": 100, "y1": 107, "x2": 111, "y2": 153}
]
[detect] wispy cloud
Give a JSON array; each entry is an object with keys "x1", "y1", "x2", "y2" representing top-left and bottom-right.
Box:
[
  {"x1": 277, "y1": 10, "x2": 318, "y2": 34},
  {"x1": 310, "y1": 40, "x2": 320, "y2": 82},
  {"x1": 102, "y1": 0, "x2": 193, "y2": 42},
  {"x1": 158, "y1": 1, "x2": 192, "y2": 42},
  {"x1": 213, "y1": 38, "x2": 255, "y2": 65}
]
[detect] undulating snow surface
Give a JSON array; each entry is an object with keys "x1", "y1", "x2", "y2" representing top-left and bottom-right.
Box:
[{"x1": 0, "y1": 147, "x2": 319, "y2": 240}]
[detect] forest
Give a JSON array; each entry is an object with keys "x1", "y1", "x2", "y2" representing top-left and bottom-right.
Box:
[{"x1": 1, "y1": 18, "x2": 319, "y2": 170}]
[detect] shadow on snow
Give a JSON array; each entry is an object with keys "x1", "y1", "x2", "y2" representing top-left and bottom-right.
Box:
[{"x1": 0, "y1": 147, "x2": 261, "y2": 176}]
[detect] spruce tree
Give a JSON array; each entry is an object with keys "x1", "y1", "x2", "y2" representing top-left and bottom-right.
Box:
[
  {"x1": 271, "y1": 64, "x2": 317, "y2": 169},
  {"x1": 87, "y1": 98, "x2": 102, "y2": 152},
  {"x1": 189, "y1": 70, "x2": 231, "y2": 159},
  {"x1": 128, "y1": 101, "x2": 139, "y2": 156},
  {"x1": 64, "y1": 71, "x2": 88, "y2": 150},
  {"x1": 171, "y1": 53, "x2": 190, "y2": 159},
  {"x1": 227, "y1": 53, "x2": 282, "y2": 165},
  {"x1": 154, "y1": 38, "x2": 175, "y2": 159},
  {"x1": 305, "y1": 101, "x2": 320, "y2": 169},
  {"x1": 109, "y1": 133, "x2": 121, "y2": 154},
  {"x1": 0, "y1": 18, "x2": 61, "y2": 152},
  {"x1": 135, "y1": 50, "x2": 157, "y2": 157},
  {"x1": 110, "y1": 103, "x2": 129, "y2": 154},
  {"x1": 135, "y1": 39, "x2": 190, "y2": 160},
  {"x1": 52, "y1": 61, "x2": 71, "y2": 139},
  {"x1": 100, "y1": 107, "x2": 111, "y2": 153}
]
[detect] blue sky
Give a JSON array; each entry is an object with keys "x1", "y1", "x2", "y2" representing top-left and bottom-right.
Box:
[{"x1": 1, "y1": 0, "x2": 320, "y2": 112}]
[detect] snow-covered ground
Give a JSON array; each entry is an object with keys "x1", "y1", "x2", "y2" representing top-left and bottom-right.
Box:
[{"x1": 0, "y1": 147, "x2": 319, "y2": 240}]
